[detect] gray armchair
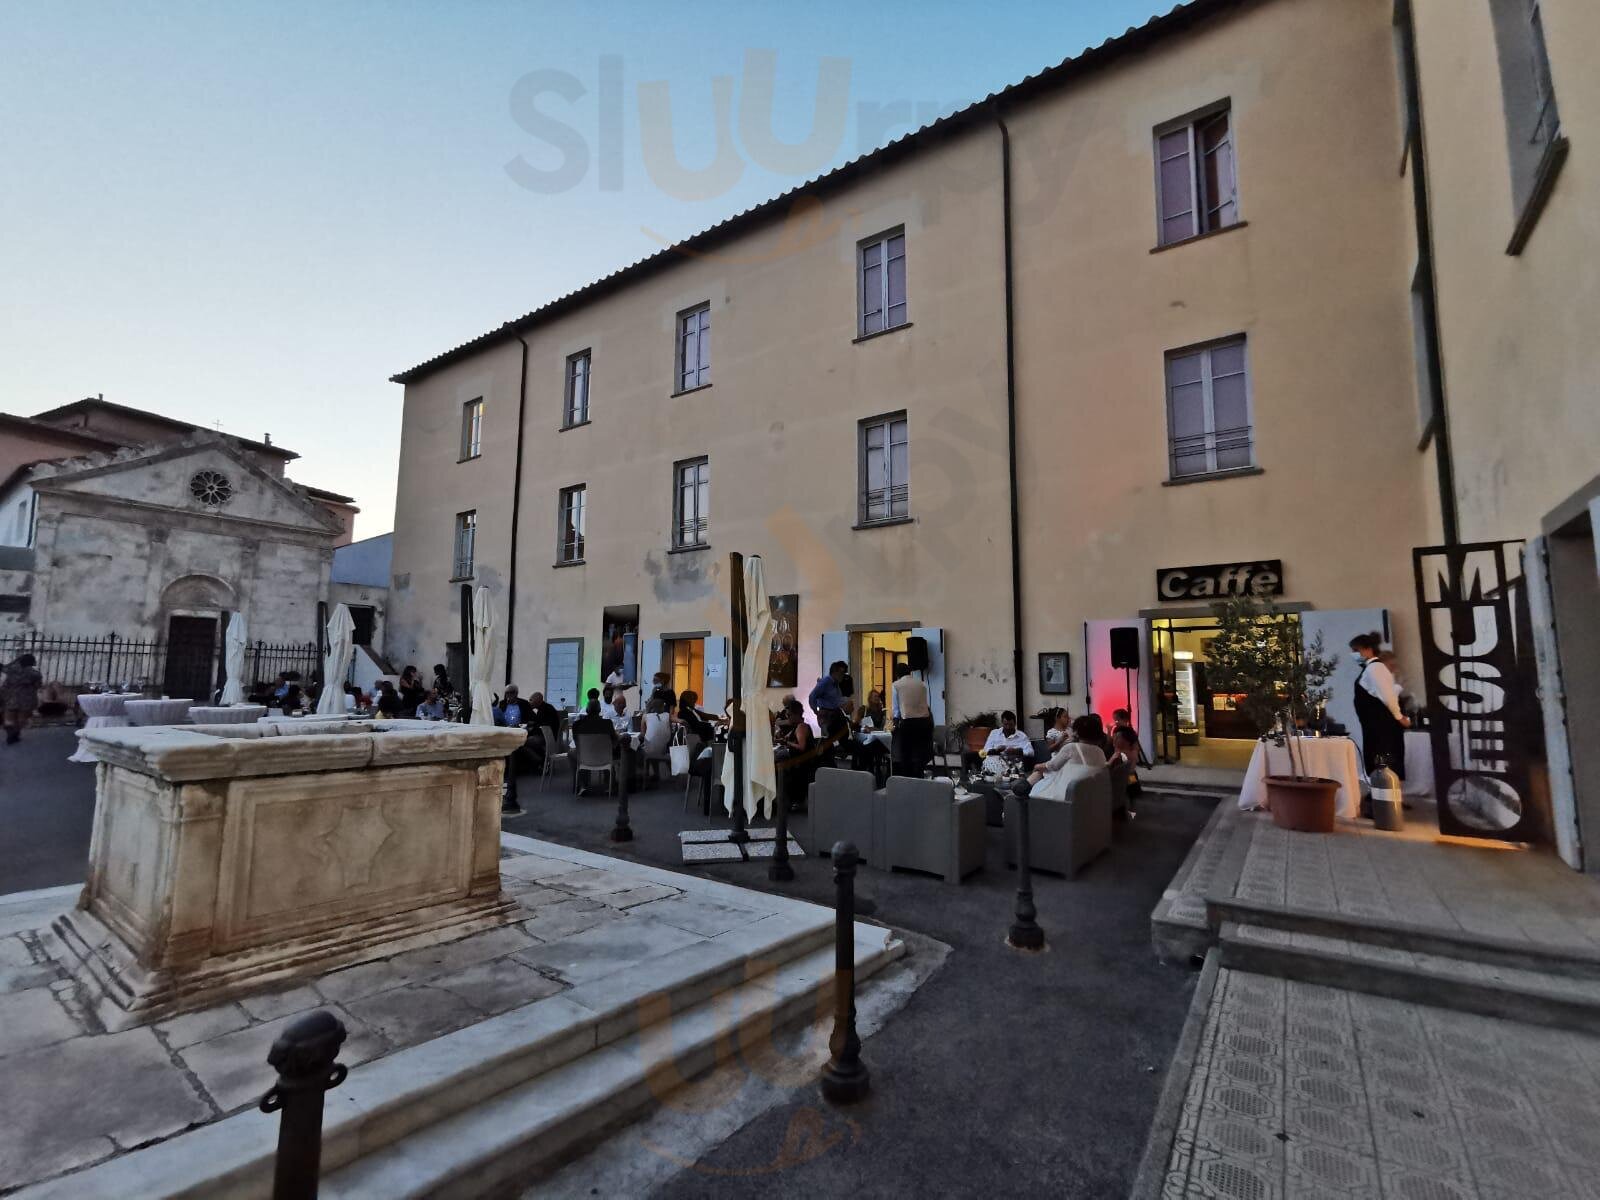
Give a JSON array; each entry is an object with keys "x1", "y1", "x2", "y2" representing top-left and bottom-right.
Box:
[
  {"x1": 806, "y1": 767, "x2": 886, "y2": 866},
  {"x1": 1004, "y1": 764, "x2": 1112, "y2": 879},
  {"x1": 883, "y1": 777, "x2": 985, "y2": 883}
]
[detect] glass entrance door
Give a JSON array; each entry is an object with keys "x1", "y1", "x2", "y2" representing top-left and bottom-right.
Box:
[{"x1": 1151, "y1": 622, "x2": 1179, "y2": 763}]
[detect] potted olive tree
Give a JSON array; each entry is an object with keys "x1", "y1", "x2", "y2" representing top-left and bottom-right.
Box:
[{"x1": 1204, "y1": 596, "x2": 1339, "y2": 832}]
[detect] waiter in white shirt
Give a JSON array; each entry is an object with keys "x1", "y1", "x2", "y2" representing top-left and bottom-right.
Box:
[
  {"x1": 1349, "y1": 631, "x2": 1408, "y2": 782},
  {"x1": 890, "y1": 663, "x2": 934, "y2": 776}
]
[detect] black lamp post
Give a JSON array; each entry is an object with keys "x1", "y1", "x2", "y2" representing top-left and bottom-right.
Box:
[
  {"x1": 1008, "y1": 790, "x2": 1045, "y2": 951},
  {"x1": 820, "y1": 842, "x2": 869, "y2": 1103},
  {"x1": 728, "y1": 551, "x2": 749, "y2": 844}
]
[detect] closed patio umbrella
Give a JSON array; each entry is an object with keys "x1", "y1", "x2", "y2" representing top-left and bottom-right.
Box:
[
  {"x1": 469, "y1": 586, "x2": 496, "y2": 726},
  {"x1": 219, "y1": 613, "x2": 248, "y2": 705},
  {"x1": 721, "y1": 556, "x2": 777, "y2": 822},
  {"x1": 316, "y1": 604, "x2": 355, "y2": 716}
]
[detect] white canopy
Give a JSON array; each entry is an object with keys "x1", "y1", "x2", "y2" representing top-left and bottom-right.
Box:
[
  {"x1": 469, "y1": 587, "x2": 497, "y2": 726},
  {"x1": 721, "y1": 556, "x2": 778, "y2": 822},
  {"x1": 219, "y1": 612, "x2": 248, "y2": 705},
  {"x1": 315, "y1": 604, "x2": 355, "y2": 715}
]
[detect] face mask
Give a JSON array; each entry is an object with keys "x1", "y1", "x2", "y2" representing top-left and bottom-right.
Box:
[{"x1": 1352, "y1": 652, "x2": 1366, "y2": 663}]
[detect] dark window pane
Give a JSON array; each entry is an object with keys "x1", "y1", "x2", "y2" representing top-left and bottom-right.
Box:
[
  {"x1": 1159, "y1": 154, "x2": 1194, "y2": 221},
  {"x1": 1210, "y1": 341, "x2": 1246, "y2": 376},
  {"x1": 1169, "y1": 382, "x2": 1207, "y2": 438},
  {"x1": 1172, "y1": 450, "x2": 1210, "y2": 478},
  {"x1": 887, "y1": 253, "x2": 906, "y2": 315},
  {"x1": 1167, "y1": 351, "x2": 1204, "y2": 387}
]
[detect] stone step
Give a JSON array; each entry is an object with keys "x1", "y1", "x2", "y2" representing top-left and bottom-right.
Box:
[
  {"x1": 14, "y1": 906, "x2": 844, "y2": 1200},
  {"x1": 318, "y1": 925, "x2": 904, "y2": 1200},
  {"x1": 1218, "y1": 919, "x2": 1600, "y2": 1034},
  {"x1": 1210, "y1": 893, "x2": 1600, "y2": 981}
]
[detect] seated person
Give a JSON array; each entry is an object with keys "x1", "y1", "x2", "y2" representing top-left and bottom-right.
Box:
[
  {"x1": 1018, "y1": 714, "x2": 1109, "y2": 796},
  {"x1": 415, "y1": 687, "x2": 447, "y2": 720},
  {"x1": 966, "y1": 710, "x2": 1035, "y2": 772},
  {"x1": 640, "y1": 697, "x2": 673, "y2": 754},
  {"x1": 1043, "y1": 707, "x2": 1072, "y2": 745},
  {"x1": 675, "y1": 690, "x2": 720, "y2": 809},
  {"x1": 1082, "y1": 712, "x2": 1114, "y2": 758},
  {"x1": 859, "y1": 689, "x2": 888, "y2": 731},
  {"x1": 1108, "y1": 727, "x2": 1143, "y2": 811},
  {"x1": 851, "y1": 689, "x2": 891, "y2": 784},
  {"x1": 494, "y1": 685, "x2": 530, "y2": 728},
  {"x1": 526, "y1": 691, "x2": 562, "y2": 740},
  {"x1": 774, "y1": 696, "x2": 817, "y2": 811},
  {"x1": 572, "y1": 698, "x2": 620, "y2": 749},
  {"x1": 375, "y1": 680, "x2": 403, "y2": 718},
  {"x1": 605, "y1": 692, "x2": 632, "y2": 734},
  {"x1": 1110, "y1": 708, "x2": 1146, "y2": 765}
]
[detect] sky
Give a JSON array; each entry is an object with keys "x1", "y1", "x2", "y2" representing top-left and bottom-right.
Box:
[{"x1": 1, "y1": 0, "x2": 1173, "y2": 538}]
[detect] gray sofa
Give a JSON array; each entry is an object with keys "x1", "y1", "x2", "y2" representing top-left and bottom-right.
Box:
[
  {"x1": 883, "y1": 777, "x2": 986, "y2": 883},
  {"x1": 1004, "y1": 764, "x2": 1112, "y2": 879},
  {"x1": 806, "y1": 767, "x2": 886, "y2": 867}
]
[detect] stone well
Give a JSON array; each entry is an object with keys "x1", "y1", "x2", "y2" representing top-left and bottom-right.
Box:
[{"x1": 49, "y1": 719, "x2": 526, "y2": 1030}]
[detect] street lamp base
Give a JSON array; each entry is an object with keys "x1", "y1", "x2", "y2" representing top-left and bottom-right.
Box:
[
  {"x1": 1007, "y1": 923, "x2": 1046, "y2": 951},
  {"x1": 768, "y1": 861, "x2": 795, "y2": 881},
  {"x1": 820, "y1": 1059, "x2": 871, "y2": 1105},
  {"x1": 609, "y1": 827, "x2": 634, "y2": 842}
]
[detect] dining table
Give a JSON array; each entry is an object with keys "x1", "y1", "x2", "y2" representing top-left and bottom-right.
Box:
[
  {"x1": 124, "y1": 698, "x2": 195, "y2": 727},
  {"x1": 70, "y1": 692, "x2": 138, "y2": 763}
]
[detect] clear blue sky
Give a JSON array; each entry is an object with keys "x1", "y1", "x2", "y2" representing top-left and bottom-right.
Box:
[{"x1": 1, "y1": 0, "x2": 1172, "y2": 536}]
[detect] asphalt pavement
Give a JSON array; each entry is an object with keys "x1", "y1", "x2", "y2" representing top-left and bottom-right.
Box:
[{"x1": 0, "y1": 724, "x2": 96, "y2": 893}]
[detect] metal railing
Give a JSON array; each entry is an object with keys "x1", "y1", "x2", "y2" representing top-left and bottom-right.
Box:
[{"x1": 1, "y1": 631, "x2": 320, "y2": 696}]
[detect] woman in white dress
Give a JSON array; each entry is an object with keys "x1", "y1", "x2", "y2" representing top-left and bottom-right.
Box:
[{"x1": 1019, "y1": 715, "x2": 1107, "y2": 801}]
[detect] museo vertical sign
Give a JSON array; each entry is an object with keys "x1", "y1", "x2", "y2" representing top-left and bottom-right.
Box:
[{"x1": 1413, "y1": 541, "x2": 1550, "y2": 844}]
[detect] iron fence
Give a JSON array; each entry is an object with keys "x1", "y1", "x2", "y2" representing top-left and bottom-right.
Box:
[{"x1": 0, "y1": 631, "x2": 321, "y2": 698}]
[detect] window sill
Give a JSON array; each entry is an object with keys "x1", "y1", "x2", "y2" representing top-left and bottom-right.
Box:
[
  {"x1": 852, "y1": 321, "x2": 914, "y2": 345},
  {"x1": 668, "y1": 543, "x2": 711, "y2": 556},
  {"x1": 1162, "y1": 466, "x2": 1263, "y2": 487},
  {"x1": 551, "y1": 559, "x2": 585, "y2": 569},
  {"x1": 448, "y1": 574, "x2": 475, "y2": 583},
  {"x1": 1150, "y1": 220, "x2": 1248, "y2": 255},
  {"x1": 559, "y1": 419, "x2": 591, "y2": 432},
  {"x1": 670, "y1": 383, "x2": 713, "y2": 399},
  {"x1": 852, "y1": 516, "x2": 915, "y2": 531},
  {"x1": 1506, "y1": 135, "x2": 1569, "y2": 256}
]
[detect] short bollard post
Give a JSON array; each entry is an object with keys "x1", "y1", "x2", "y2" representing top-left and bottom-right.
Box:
[
  {"x1": 1008, "y1": 790, "x2": 1046, "y2": 951},
  {"x1": 820, "y1": 841, "x2": 870, "y2": 1104},
  {"x1": 768, "y1": 784, "x2": 794, "y2": 882},
  {"x1": 260, "y1": 1009, "x2": 348, "y2": 1200},
  {"x1": 612, "y1": 741, "x2": 634, "y2": 842}
]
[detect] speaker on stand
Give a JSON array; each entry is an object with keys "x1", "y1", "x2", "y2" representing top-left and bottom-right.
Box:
[{"x1": 1109, "y1": 625, "x2": 1140, "y2": 726}]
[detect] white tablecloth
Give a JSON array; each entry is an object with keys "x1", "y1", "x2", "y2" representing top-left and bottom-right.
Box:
[
  {"x1": 124, "y1": 699, "x2": 195, "y2": 727},
  {"x1": 188, "y1": 704, "x2": 268, "y2": 725},
  {"x1": 1403, "y1": 730, "x2": 1434, "y2": 798},
  {"x1": 71, "y1": 693, "x2": 137, "y2": 763},
  {"x1": 1238, "y1": 736, "x2": 1364, "y2": 819}
]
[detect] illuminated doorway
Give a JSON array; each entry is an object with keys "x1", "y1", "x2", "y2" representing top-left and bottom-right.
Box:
[
  {"x1": 666, "y1": 636, "x2": 705, "y2": 701},
  {"x1": 853, "y1": 629, "x2": 910, "y2": 710},
  {"x1": 1150, "y1": 614, "x2": 1298, "y2": 769}
]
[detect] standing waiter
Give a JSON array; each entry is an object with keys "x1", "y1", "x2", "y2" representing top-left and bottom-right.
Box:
[{"x1": 1349, "y1": 632, "x2": 1409, "y2": 805}]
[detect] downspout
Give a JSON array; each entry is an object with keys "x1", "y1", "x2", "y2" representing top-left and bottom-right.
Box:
[
  {"x1": 505, "y1": 335, "x2": 530, "y2": 682},
  {"x1": 1397, "y1": 0, "x2": 1459, "y2": 545},
  {"x1": 995, "y1": 108, "x2": 1026, "y2": 718}
]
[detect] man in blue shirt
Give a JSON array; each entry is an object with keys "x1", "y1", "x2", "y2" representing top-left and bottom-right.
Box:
[{"x1": 808, "y1": 660, "x2": 852, "y2": 750}]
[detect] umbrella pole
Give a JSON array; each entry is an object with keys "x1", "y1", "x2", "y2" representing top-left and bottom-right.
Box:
[{"x1": 729, "y1": 552, "x2": 748, "y2": 844}]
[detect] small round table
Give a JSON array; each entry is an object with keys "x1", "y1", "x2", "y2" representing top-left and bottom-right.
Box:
[
  {"x1": 70, "y1": 693, "x2": 137, "y2": 763},
  {"x1": 188, "y1": 704, "x2": 268, "y2": 725},
  {"x1": 124, "y1": 698, "x2": 195, "y2": 727}
]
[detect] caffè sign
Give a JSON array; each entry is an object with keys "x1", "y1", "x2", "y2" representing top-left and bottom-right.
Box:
[{"x1": 1156, "y1": 560, "x2": 1283, "y2": 600}]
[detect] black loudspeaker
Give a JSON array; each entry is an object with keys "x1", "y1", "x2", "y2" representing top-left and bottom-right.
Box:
[
  {"x1": 1109, "y1": 627, "x2": 1141, "y2": 669},
  {"x1": 907, "y1": 635, "x2": 930, "y2": 672}
]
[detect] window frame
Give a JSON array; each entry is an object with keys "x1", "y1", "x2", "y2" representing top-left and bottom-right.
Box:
[
  {"x1": 1153, "y1": 102, "x2": 1241, "y2": 248},
  {"x1": 857, "y1": 411, "x2": 910, "y2": 527},
  {"x1": 674, "y1": 303, "x2": 711, "y2": 394},
  {"x1": 556, "y1": 484, "x2": 587, "y2": 566},
  {"x1": 1163, "y1": 335, "x2": 1255, "y2": 482},
  {"x1": 857, "y1": 228, "x2": 909, "y2": 339},
  {"x1": 459, "y1": 398, "x2": 483, "y2": 461},
  {"x1": 671, "y1": 456, "x2": 710, "y2": 550},
  {"x1": 563, "y1": 350, "x2": 591, "y2": 428},
  {"x1": 1490, "y1": 0, "x2": 1569, "y2": 254},
  {"x1": 452, "y1": 509, "x2": 477, "y2": 579}
]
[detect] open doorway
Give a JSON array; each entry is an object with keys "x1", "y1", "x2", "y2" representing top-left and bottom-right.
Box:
[
  {"x1": 854, "y1": 629, "x2": 910, "y2": 710},
  {"x1": 1150, "y1": 614, "x2": 1299, "y2": 769},
  {"x1": 665, "y1": 636, "x2": 705, "y2": 701}
]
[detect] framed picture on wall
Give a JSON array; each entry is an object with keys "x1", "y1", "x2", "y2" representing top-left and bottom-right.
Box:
[
  {"x1": 767, "y1": 594, "x2": 799, "y2": 688},
  {"x1": 1038, "y1": 652, "x2": 1070, "y2": 695}
]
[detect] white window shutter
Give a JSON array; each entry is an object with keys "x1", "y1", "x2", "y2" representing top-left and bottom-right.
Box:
[
  {"x1": 700, "y1": 637, "x2": 729, "y2": 714},
  {"x1": 910, "y1": 626, "x2": 946, "y2": 726},
  {"x1": 640, "y1": 638, "x2": 664, "y2": 697}
]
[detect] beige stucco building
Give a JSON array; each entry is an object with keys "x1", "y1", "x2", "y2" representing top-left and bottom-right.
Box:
[{"x1": 387, "y1": 0, "x2": 1597, "y2": 858}]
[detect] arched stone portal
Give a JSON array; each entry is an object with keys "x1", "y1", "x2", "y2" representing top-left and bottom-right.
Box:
[{"x1": 158, "y1": 575, "x2": 237, "y2": 701}]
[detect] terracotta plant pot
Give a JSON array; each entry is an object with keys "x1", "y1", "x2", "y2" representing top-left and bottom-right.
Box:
[
  {"x1": 1264, "y1": 775, "x2": 1339, "y2": 833},
  {"x1": 963, "y1": 726, "x2": 994, "y2": 754}
]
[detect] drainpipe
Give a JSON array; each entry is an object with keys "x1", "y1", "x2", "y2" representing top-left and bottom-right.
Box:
[
  {"x1": 505, "y1": 336, "x2": 530, "y2": 683},
  {"x1": 995, "y1": 108, "x2": 1026, "y2": 718}
]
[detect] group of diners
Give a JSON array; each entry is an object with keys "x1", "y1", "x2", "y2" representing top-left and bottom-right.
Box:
[{"x1": 966, "y1": 705, "x2": 1144, "y2": 809}]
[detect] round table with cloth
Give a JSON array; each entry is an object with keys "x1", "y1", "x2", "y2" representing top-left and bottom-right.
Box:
[
  {"x1": 188, "y1": 704, "x2": 268, "y2": 725},
  {"x1": 124, "y1": 698, "x2": 195, "y2": 727},
  {"x1": 1238, "y1": 736, "x2": 1364, "y2": 819},
  {"x1": 70, "y1": 693, "x2": 137, "y2": 763}
]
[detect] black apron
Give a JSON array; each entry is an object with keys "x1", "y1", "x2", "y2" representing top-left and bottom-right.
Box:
[{"x1": 1353, "y1": 660, "x2": 1406, "y2": 779}]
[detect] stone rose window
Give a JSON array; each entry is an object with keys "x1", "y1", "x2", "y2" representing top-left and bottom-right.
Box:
[{"x1": 188, "y1": 469, "x2": 234, "y2": 507}]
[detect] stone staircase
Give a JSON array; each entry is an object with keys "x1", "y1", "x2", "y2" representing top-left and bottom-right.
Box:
[{"x1": 18, "y1": 880, "x2": 904, "y2": 1199}]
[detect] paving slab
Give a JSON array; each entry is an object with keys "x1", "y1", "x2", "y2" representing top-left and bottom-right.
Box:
[
  {"x1": 514, "y1": 916, "x2": 707, "y2": 985},
  {"x1": 627, "y1": 893, "x2": 768, "y2": 937},
  {"x1": 342, "y1": 983, "x2": 483, "y2": 1051},
  {"x1": 0, "y1": 986, "x2": 84, "y2": 1058},
  {"x1": 179, "y1": 1003, "x2": 386, "y2": 1113},
  {"x1": 154, "y1": 1000, "x2": 253, "y2": 1050},
  {"x1": 237, "y1": 982, "x2": 322, "y2": 1022},
  {"x1": 520, "y1": 898, "x2": 623, "y2": 943},
  {"x1": 0, "y1": 1027, "x2": 213, "y2": 1191},
  {"x1": 433, "y1": 956, "x2": 568, "y2": 1015}
]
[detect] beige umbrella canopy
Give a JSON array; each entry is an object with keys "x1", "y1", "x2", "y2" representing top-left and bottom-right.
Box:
[
  {"x1": 721, "y1": 555, "x2": 777, "y2": 822},
  {"x1": 219, "y1": 612, "x2": 248, "y2": 705},
  {"x1": 469, "y1": 587, "x2": 497, "y2": 726},
  {"x1": 316, "y1": 604, "x2": 355, "y2": 715}
]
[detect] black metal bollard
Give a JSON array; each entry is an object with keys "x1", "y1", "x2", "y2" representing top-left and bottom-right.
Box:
[
  {"x1": 260, "y1": 1009, "x2": 348, "y2": 1200},
  {"x1": 820, "y1": 842, "x2": 870, "y2": 1104},
  {"x1": 1008, "y1": 790, "x2": 1045, "y2": 951},
  {"x1": 728, "y1": 727, "x2": 750, "y2": 844},
  {"x1": 612, "y1": 740, "x2": 634, "y2": 842},
  {"x1": 768, "y1": 780, "x2": 794, "y2": 882}
]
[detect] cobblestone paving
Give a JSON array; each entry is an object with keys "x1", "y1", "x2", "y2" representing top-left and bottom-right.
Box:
[{"x1": 1161, "y1": 967, "x2": 1600, "y2": 1199}]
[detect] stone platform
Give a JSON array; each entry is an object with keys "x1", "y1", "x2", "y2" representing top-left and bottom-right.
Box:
[{"x1": 2, "y1": 835, "x2": 912, "y2": 1198}]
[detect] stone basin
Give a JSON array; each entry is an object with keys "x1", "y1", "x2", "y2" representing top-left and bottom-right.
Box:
[{"x1": 49, "y1": 720, "x2": 527, "y2": 1030}]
